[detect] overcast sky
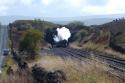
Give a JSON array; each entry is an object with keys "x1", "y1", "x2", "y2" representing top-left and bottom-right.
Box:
[{"x1": 0, "y1": 0, "x2": 125, "y2": 17}]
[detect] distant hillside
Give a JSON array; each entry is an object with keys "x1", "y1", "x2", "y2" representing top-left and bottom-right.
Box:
[
  {"x1": 53, "y1": 18, "x2": 114, "y2": 25},
  {"x1": 1, "y1": 14, "x2": 125, "y2": 25},
  {"x1": 84, "y1": 18, "x2": 114, "y2": 25}
]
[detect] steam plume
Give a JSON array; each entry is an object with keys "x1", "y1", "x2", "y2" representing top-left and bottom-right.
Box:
[{"x1": 53, "y1": 27, "x2": 71, "y2": 42}]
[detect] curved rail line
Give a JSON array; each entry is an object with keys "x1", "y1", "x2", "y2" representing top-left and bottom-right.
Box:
[{"x1": 52, "y1": 48, "x2": 125, "y2": 79}]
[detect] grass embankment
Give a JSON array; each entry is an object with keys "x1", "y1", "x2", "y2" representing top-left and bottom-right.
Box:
[
  {"x1": 32, "y1": 55, "x2": 122, "y2": 83},
  {"x1": 0, "y1": 54, "x2": 124, "y2": 83},
  {"x1": 71, "y1": 42, "x2": 125, "y2": 59},
  {"x1": 83, "y1": 42, "x2": 125, "y2": 59}
]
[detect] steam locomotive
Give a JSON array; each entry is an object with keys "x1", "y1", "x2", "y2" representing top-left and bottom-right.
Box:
[
  {"x1": 45, "y1": 27, "x2": 70, "y2": 48},
  {"x1": 52, "y1": 40, "x2": 69, "y2": 48}
]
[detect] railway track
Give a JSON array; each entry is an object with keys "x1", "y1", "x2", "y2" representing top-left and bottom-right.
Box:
[{"x1": 51, "y1": 48, "x2": 125, "y2": 79}]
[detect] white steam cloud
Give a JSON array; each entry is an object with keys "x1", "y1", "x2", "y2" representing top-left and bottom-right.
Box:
[{"x1": 53, "y1": 27, "x2": 71, "y2": 42}]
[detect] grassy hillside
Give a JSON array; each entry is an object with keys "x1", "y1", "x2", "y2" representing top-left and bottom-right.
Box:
[
  {"x1": 9, "y1": 19, "x2": 125, "y2": 56},
  {"x1": 9, "y1": 19, "x2": 58, "y2": 49},
  {"x1": 95, "y1": 18, "x2": 125, "y2": 53},
  {"x1": 97, "y1": 18, "x2": 125, "y2": 35}
]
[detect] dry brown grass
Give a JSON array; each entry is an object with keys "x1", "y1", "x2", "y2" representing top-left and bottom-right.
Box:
[
  {"x1": 0, "y1": 54, "x2": 124, "y2": 83},
  {"x1": 71, "y1": 42, "x2": 125, "y2": 59},
  {"x1": 0, "y1": 72, "x2": 34, "y2": 83},
  {"x1": 31, "y1": 55, "x2": 123, "y2": 83}
]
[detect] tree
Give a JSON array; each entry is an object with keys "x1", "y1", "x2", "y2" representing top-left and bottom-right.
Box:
[
  {"x1": 113, "y1": 31, "x2": 125, "y2": 49},
  {"x1": 19, "y1": 28, "x2": 43, "y2": 56}
]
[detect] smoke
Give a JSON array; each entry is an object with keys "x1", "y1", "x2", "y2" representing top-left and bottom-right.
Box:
[{"x1": 53, "y1": 27, "x2": 71, "y2": 42}]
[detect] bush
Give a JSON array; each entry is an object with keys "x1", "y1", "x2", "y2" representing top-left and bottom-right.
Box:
[
  {"x1": 113, "y1": 32, "x2": 125, "y2": 49},
  {"x1": 19, "y1": 28, "x2": 44, "y2": 56},
  {"x1": 111, "y1": 31, "x2": 125, "y2": 53},
  {"x1": 32, "y1": 65, "x2": 66, "y2": 83},
  {"x1": 2, "y1": 56, "x2": 14, "y2": 75},
  {"x1": 73, "y1": 30, "x2": 89, "y2": 42}
]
